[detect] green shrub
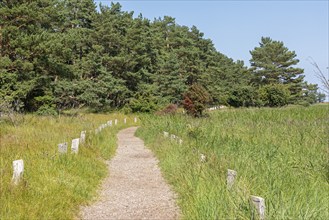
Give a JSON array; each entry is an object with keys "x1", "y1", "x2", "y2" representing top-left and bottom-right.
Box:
[
  {"x1": 128, "y1": 92, "x2": 158, "y2": 113},
  {"x1": 227, "y1": 86, "x2": 257, "y2": 107},
  {"x1": 258, "y1": 84, "x2": 290, "y2": 107},
  {"x1": 36, "y1": 104, "x2": 58, "y2": 116}
]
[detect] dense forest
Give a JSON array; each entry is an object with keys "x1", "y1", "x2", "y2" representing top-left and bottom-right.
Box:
[{"x1": 0, "y1": 0, "x2": 325, "y2": 114}]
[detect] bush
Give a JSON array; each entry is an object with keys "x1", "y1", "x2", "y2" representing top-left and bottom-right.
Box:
[
  {"x1": 128, "y1": 92, "x2": 158, "y2": 113},
  {"x1": 227, "y1": 86, "x2": 257, "y2": 107},
  {"x1": 156, "y1": 104, "x2": 178, "y2": 115},
  {"x1": 258, "y1": 84, "x2": 290, "y2": 107},
  {"x1": 35, "y1": 104, "x2": 58, "y2": 116},
  {"x1": 182, "y1": 84, "x2": 212, "y2": 117}
]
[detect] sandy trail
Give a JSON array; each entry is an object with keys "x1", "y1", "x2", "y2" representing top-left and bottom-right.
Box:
[{"x1": 80, "y1": 127, "x2": 180, "y2": 220}]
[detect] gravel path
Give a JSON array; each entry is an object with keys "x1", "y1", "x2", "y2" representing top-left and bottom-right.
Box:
[{"x1": 80, "y1": 127, "x2": 180, "y2": 220}]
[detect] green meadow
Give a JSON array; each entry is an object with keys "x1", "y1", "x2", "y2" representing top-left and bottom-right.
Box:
[
  {"x1": 0, "y1": 105, "x2": 328, "y2": 219},
  {"x1": 137, "y1": 104, "x2": 329, "y2": 219},
  {"x1": 0, "y1": 113, "x2": 137, "y2": 219}
]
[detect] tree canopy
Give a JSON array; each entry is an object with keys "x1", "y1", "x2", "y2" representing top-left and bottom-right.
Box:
[{"x1": 0, "y1": 1, "x2": 323, "y2": 114}]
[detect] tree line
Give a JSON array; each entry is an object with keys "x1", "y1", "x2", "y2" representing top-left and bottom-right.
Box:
[{"x1": 0, "y1": 0, "x2": 325, "y2": 115}]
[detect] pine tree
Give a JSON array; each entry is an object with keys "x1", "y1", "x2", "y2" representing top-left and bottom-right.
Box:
[{"x1": 250, "y1": 37, "x2": 305, "y2": 103}]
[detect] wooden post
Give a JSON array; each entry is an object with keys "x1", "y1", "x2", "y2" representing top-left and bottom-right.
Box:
[
  {"x1": 227, "y1": 169, "x2": 237, "y2": 189},
  {"x1": 80, "y1": 131, "x2": 86, "y2": 143},
  {"x1": 12, "y1": 159, "x2": 24, "y2": 185},
  {"x1": 58, "y1": 142, "x2": 68, "y2": 154},
  {"x1": 134, "y1": 117, "x2": 137, "y2": 123},
  {"x1": 115, "y1": 119, "x2": 118, "y2": 125},
  {"x1": 71, "y1": 138, "x2": 79, "y2": 154},
  {"x1": 124, "y1": 118, "x2": 127, "y2": 124},
  {"x1": 250, "y1": 195, "x2": 265, "y2": 220}
]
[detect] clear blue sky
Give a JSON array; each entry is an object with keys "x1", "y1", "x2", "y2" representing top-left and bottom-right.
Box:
[{"x1": 95, "y1": 0, "x2": 328, "y2": 94}]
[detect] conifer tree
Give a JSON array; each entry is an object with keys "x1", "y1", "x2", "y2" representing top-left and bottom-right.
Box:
[{"x1": 250, "y1": 37, "x2": 305, "y2": 103}]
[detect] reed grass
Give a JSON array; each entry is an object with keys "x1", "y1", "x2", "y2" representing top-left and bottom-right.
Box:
[{"x1": 137, "y1": 104, "x2": 329, "y2": 219}]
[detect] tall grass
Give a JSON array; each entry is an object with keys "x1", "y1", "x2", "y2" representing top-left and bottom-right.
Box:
[
  {"x1": 0, "y1": 113, "x2": 138, "y2": 219},
  {"x1": 137, "y1": 105, "x2": 329, "y2": 219}
]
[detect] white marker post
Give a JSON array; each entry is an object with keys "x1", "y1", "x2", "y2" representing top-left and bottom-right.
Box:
[
  {"x1": 12, "y1": 159, "x2": 24, "y2": 185},
  {"x1": 124, "y1": 118, "x2": 127, "y2": 124},
  {"x1": 58, "y1": 142, "x2": 68, "y2": 154},
  {"x1": 170, "y1": 134, "x2": 176, "y2": 140},
  {"x1": 250, "y1": 196, "x2": 265, "y2": 220},
  {"x1": 227, "y1": 169, "x2": 237, "y2": 189},
  {"x1": 134, "y1": 117, "x2": 137, "y2": 123},
  {"x1": 95, "y1": 128, "x2": 100, "y2": 134},
  {"x1": 200, "y1": 154, "x2": 206, "y2": 163},
  {"x1": 114, "y1": 119, "x2": 118, "y2": 125},
  {"x1": 71, "y1": 138, "x2": 80, "y2": 154},
  {"x1": 80, "y1": 131, "x2": 86, "y2": 144}
]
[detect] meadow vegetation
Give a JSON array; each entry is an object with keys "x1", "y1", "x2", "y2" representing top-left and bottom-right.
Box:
[
  {"x1": 137, "y1": 104, "x2": 328, "y2": 219},
  {"x1": 0, "y1": 113, "x2": 138, "y2": 219}
]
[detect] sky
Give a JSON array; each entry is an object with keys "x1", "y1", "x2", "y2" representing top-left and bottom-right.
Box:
[{"x1": 95, "y1": 0, "x2": 329, "y2": 94}]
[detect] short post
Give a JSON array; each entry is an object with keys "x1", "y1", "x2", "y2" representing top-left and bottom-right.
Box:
[
  {"x1": 124, "y1": 118, "x2": 127, "y2": 124},
  {"x1": 71, "y1": 138, "x2": 80, "y2": 154},
  {"x1": 250, "y1": 195, "x2": 265, "y2": 220},
  {"x1": 115, "y1": 119, "x2": 118, "y2": 125},
  {"x1": 163, "y1": 131, "x2": 169, "y2": 137},
  {"x1": 80, "y1": 131, "x2": 86, "y2": 143},
  {"x1": 58, "y1": 142, "x2": 68, "y2": 154},
  {"x1": 170, "y1": 134, "x2": 176, "y2": 140},
  {"x1": 200, "y1": 154, "x2": 206, "y2": 163},
  {"x1": 134, "y1": 117, "x2": 137, "y2": 123},
  {"x1": 95, "y1": 128, "x2": 99, "y2": 134},
  {"x1": 12, "y1": 159, "x2": 24, "y2": 185},
  {"x1": 227, "y1": 169, "x2": 237, "y2": 189}
]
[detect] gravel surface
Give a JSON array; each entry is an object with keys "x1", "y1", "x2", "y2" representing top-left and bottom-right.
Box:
[{"x1": 79, "y1": 127, "x2": 181, "y2": 220}]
